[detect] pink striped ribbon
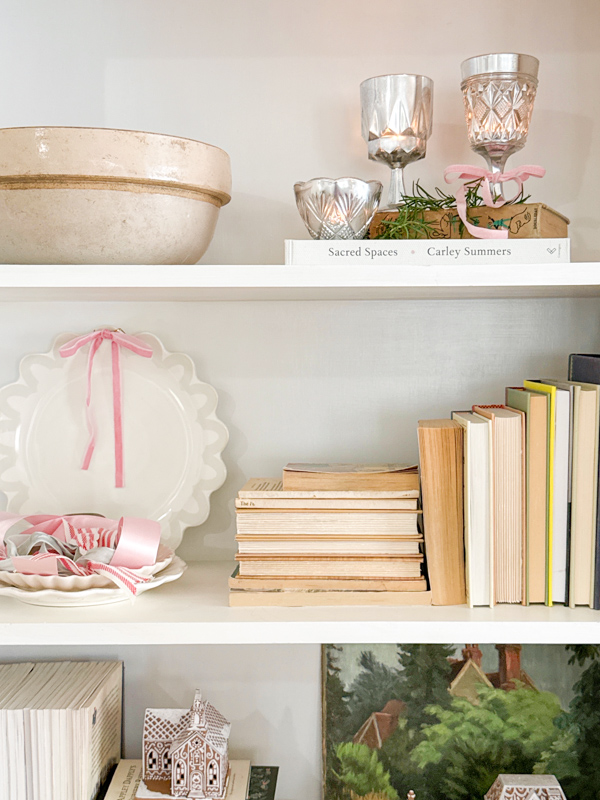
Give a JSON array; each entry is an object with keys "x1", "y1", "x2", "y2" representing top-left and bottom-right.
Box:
[
  {"x1": 0, "y1": 513, "x2": 162, "y2": 595},
  {"x1": 443, "y1": 164, "x2": 546, "y2": 240},
  {"x1": 59, "y1": 330, "x2": 153, "y2": 488}
]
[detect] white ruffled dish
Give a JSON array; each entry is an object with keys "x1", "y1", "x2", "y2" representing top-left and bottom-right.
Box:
[
  {"x1": 0, "y1": 332, "x2": 228, "y2": 549},
  {"x1": 0, "y1": 556, "x2": 187, "y2": 606},
  {"x1": 0, "y1": 543, "x2": 174, "y2": 592}
]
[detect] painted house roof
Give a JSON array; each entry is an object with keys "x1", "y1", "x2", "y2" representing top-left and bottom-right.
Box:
[{"x1": 353, "y1": 699, "x2": 406, "y2": 749}]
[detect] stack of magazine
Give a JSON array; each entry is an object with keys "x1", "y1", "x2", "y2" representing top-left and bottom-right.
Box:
[{"x1": 0, "y1": 661, "x2": 122, "y2": 800}]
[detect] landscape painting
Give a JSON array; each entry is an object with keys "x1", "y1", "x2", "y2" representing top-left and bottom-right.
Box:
[{"x1": 323, "y1": 643, "x2": 600, "y2": 800}]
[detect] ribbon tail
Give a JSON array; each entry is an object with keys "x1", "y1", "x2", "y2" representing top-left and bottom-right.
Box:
[
  {"x1": 111, "y1": 340, "x2": 124, "y2": 488},
  {"x1": 81, "y1": 337, "x2": 102, "y2": 471},
  {"x1": 454, "y1": 185, "x2": 508, "y2": 240}
]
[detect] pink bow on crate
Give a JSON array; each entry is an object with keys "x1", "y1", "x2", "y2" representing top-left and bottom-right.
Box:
[
  {"x1": 59, "y1": 329, "x2": 153, "y2": 488},
  {"x1": 0, "y1": 513, "x2": 161, "y2": 596},
  {"x1": 443, "y1": 164, "x2": 546, "y2": 240}
]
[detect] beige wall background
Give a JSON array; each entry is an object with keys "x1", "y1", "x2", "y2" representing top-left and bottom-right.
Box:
[{"x1": 1, "y1": 0, "x2": 598, "y2": 263}]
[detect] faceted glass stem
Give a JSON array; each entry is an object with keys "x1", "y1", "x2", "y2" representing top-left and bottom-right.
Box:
[
  {"x1": 483, "y1": 152, "x2": 510, "y2": 202},
  {"x1": 386, "y1": 166, "x2": 406, "y2": 209}
]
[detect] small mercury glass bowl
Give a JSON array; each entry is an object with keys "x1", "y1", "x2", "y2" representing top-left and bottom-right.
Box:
[{"x1": 294, "y1": 177, "x2": 382, "y2": 240}]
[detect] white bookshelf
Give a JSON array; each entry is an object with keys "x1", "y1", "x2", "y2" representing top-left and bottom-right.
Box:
[
  {"x1": 4, "y1": 2, "x2": 600, "y2": 795},
  {"x1": 2, "y1": 561, "x2": 600, "y2": 646},
  {"x1": 0, "y1": 262, "x2": 599, "y2": 300}
]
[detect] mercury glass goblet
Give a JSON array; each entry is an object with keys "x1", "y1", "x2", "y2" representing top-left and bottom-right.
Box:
[
  {"x1": 360, "y1": 74, "x2": 434, "y2": 209},
  {"x1": 294, "y1": 177, "x2": 382, "y2": 240},
  {"x1": 461, "y1": 53, "x2": 539, "y2": 199}
]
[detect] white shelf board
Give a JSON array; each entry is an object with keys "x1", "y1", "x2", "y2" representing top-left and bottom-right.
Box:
[
  {"x1": 2, "y1": 561, "x2": 600, "y2": 646},
  {"x1": 0, "y1": 263, "x2": 598, "y2": 301}
]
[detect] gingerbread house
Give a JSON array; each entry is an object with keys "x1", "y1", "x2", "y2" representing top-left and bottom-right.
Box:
[
  {"x1": 485, "y1": 775, "x2": 567, "y2": 800},
  {"x1": 143, "y1": 690, "x2": 231, "y2": 799}
]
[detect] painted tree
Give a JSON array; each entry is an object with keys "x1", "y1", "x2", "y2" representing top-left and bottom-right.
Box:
[
  {"x1": 379, "y1": 720, "x2": 425, "y2": 800},
  {"x1": 344, "y1": 650, "x2": 404, "y2": 739},
  {"x1": 325, "y1": 645, "x2": 351, "y2": 800},
  {"x1": 335, "y1": 742, "x2": 398, "y2": 800},
  {"x1": 539, "y1": 645, "x2": 600, "y2": 800},
  {"x1": 396, "y1": 644, "x2": 454, "y2": 730},
  {"x1": 411, "y1": 684, "x2": 562, "y2": 800}
]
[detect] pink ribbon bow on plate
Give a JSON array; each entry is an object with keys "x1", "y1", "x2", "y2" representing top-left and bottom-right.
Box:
[
  {"x1": 443, "y1": 164, "x2": 546, "y2": 240},
  {"x1": 59, "y1": 329, "x2": 153, "y2": 488}
]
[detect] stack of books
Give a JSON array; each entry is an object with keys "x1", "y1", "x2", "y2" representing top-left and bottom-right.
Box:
[
  {"x1": 419, "y1": 352, "x2": 600, "y2": 608},
  {"x1": 0, "y1": 661, "x2": 122, "y2": 800},
  {"x1": 104, "y1": 760, "x2": 278, "y2": 800},
  {"x1": 229, "y1": 464, "x2": 428, "y2": 606}
]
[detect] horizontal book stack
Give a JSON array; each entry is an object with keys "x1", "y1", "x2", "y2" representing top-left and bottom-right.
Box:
[
  {"x1": 229, "y1": 464, "x2": 429, "y2": 606},
  {"x1": 0, "y1": 661, "x2": 122, "y2": 800}
]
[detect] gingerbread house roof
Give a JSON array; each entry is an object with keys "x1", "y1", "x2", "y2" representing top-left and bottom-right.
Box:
[
  {"x1": 485, "y1": 774, "x2": 567, "y2": 800},
  {"x1": 170, "y1": 698, "x2": 230, "y2": 757},
  {"x1": 144, "y1": 708, "x2": 191, "y2": 743}
]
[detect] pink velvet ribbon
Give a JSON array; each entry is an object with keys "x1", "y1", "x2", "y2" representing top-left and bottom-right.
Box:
[
  {"x1": 59, "y1": 330, "x2": 153, "y2": 488},
  {"x1": 443, "y1": 164, "x2": 546, "y2": 240}
]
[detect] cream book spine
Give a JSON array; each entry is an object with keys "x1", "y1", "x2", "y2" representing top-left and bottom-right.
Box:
[
  {"x1": 284, "y1": 238, "x2": 571, "y2": 265},
  {"x1": 238, "y1": 477, "x2": 419, "y2": 499}
]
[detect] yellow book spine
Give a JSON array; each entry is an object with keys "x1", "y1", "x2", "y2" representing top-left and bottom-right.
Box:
[{"x1": 524, "y1": 380, "x2": 556, "y2": 606}]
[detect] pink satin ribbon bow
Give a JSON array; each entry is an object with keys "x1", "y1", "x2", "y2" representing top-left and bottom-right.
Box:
[
  {"x1": 59, "y1": 330, "x2": 153, "y2": 488},
  {"x1": 443, "y1": 164, "x2": 546, "y2": 240}
]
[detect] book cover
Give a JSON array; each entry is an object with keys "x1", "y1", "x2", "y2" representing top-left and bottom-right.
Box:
[
  {"x1": 569, "y1": 354, "x2": 600, "y2": 609},
  {"x1": 417, "y1": 419, "x2": 466, "y2": 605},
  {"x1": 524, "y1": 380, "x2": 557, "y2": 605},
  {"x1": 525, "y1": 381, "x2": 570, "y2": 604},
  {"x1": 505, "y1": 387, "x2": 549, "y2": 604},
  {"x1": 282, "y1": 464, "x2": 419, "y2": 492},
  {"x1": 472, "y1": 406, "x2": 523, "y2": 604},
  {"x1": 247, "y1": 766, "x2": 279, "y2": 800},
  {"x1": 452, "y1": 411, "x2": 492, "y2": 607},
  {"x1": 285, "y1": 238, "x2": 570, "y2": 266},
  {"x1": 101, "y1": 760, "x2": 142, "y2": 800}
]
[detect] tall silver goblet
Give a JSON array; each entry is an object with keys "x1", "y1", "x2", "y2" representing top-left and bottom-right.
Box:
[
  {"x1": 360, "y1": 74, "x2": 434, "y2": 209},
  {"x1": 461, "y1": 53, "x2": 539, "y2": 200}
]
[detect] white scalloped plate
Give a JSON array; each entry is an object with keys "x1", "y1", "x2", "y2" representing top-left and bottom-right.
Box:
[
  {"x1": 0, "y1": 543, "x2": 174, "y2": 591},
  {"x1": 0, "y1": 333, "x2": 228, "y2": 549},
  {"x1": 0, "y1": 556, "x2": 187, "y2": 606}
]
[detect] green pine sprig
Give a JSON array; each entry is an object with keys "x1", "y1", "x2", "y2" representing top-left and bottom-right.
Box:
[{"x1": 373, "y1": 180, "x2": 530, "y2": 240}]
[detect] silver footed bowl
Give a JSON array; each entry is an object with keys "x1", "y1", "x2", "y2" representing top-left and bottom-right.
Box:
[{"x1": 294, "y1": 177, "x2": 382, "y2": 240}]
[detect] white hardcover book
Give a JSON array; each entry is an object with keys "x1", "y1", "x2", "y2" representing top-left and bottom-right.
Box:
[
  {"x1": 0, "y1": 664, "x2": 31, "y2": 800},
  {"x1": 83, "y1": 662, "x2": 123, "y2": 800},
  {"x1": 285, "y1": 238, "x2": 570, "y2": 265},
  {"x1": 453, "y1": 411, "x2": 492, "y2": 607},
  {"x1": 553, "y1": 388, "x2": 571, "y2": 603}
]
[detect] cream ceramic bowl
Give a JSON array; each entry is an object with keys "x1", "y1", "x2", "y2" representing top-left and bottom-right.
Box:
[{"x1": 0, "y1": 127, "x2": 232, "y2": 264}]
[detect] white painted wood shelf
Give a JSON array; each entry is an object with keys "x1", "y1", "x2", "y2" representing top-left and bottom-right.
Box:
[
  {"x1": 1, "y1": 561, "x2": 600, "y2": 646},
  {"x1": 0, "y1": 263, "x2": 598, "y2": 301}
]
